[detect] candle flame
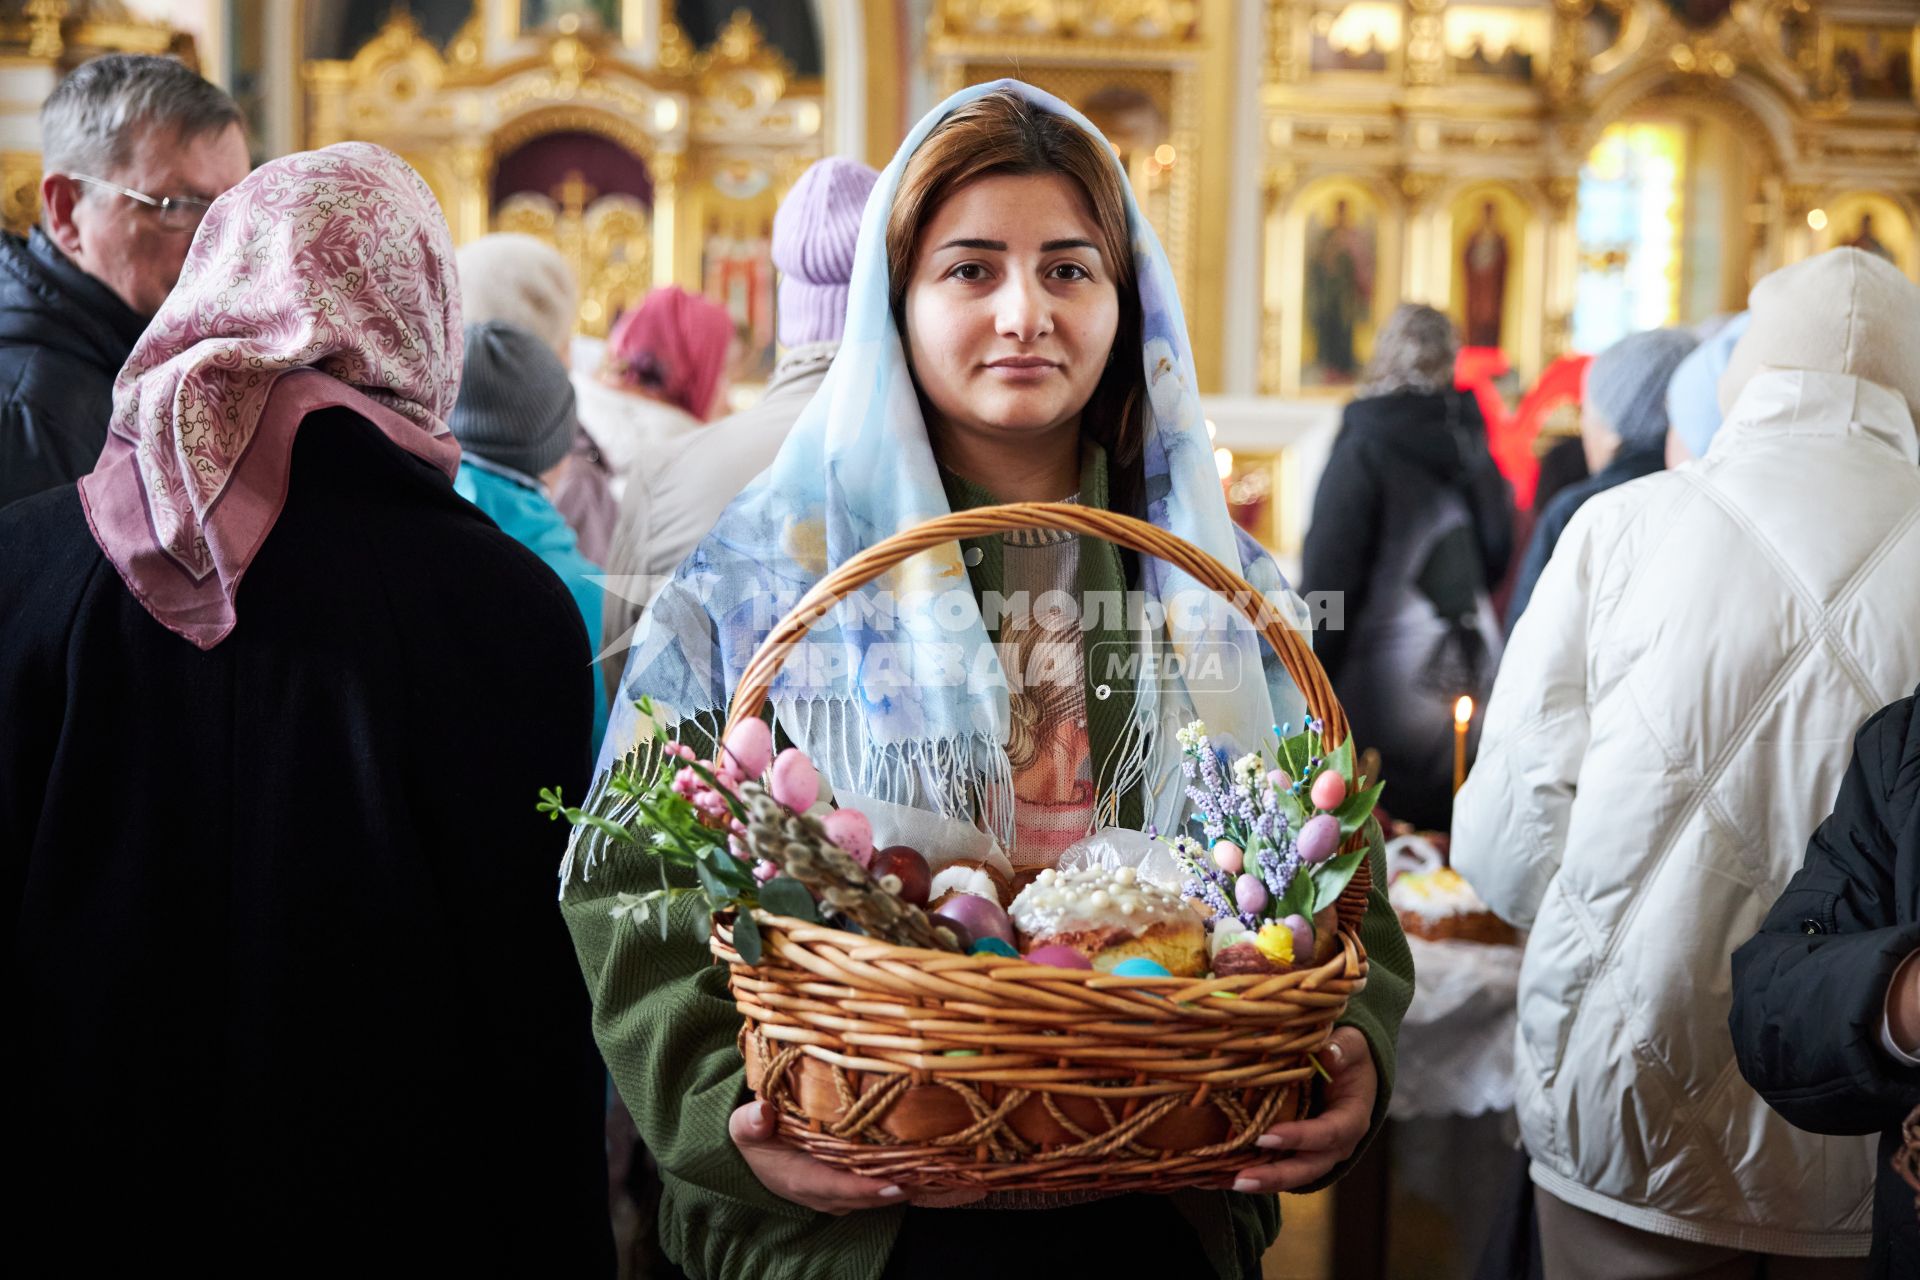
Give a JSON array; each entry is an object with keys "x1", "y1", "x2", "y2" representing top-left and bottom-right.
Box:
[{"x1": 1454, "y1": 695, "x2": 1474, "y2": 726}]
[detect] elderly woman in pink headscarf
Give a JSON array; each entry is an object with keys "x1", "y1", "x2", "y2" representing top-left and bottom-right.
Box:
[
  {"x1": 0, "y1": 143, "x2": 610, "y2": 1272},
  {"x1": 573, "y1": 283, "x2": 736, "y2": 498}
]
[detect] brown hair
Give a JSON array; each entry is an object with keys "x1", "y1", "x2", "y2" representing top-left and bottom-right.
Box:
[{"x1": 885, "y1": 89, "x2": 1146, "y2": 515}]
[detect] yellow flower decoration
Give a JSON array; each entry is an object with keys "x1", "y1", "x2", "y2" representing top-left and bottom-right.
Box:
[{"x1": 1254, "y1": 922, "x2": 1295, "y2": 968}]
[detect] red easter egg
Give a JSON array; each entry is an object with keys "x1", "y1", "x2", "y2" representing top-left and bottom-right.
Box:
[{"x1": 870, "y1": 845, "x2": 931, "y2": 907}]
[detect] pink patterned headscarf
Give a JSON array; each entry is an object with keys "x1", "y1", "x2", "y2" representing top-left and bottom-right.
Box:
[
  {"x1": 78, "y1": 142, "x2": 463, "y2": 650},
  {"x1": 602, "y1": 283, "x2": 734, "y2": 421}
]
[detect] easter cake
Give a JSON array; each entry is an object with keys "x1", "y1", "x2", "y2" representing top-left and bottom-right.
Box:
[
  {"x1": 1008, "y1": 865, "x2": 1208, "y2": 976},
  {"x1": 1389, "y1": 863, "x2": 1516, "y2": 945}
]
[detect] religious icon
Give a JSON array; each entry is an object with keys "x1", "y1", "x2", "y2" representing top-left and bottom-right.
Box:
[
  {"x1": 1310, "y1": 6, "x2": 1397, "y2": 73},
  {"x1": 1305, "y1": 197, "x2": 1376, "y2": 386},
  {"x1": 701, "y1": 217, "x2": 776, "y2": 382},
  {"x1": 1453, "y1": 34, "x2": 1534, "y2": 82},
  {"x1": 1662, "y1": 0, "x2": 1734, "y2": 30},
  {"x1": 1000, "y1": 575, "x2": 1096, "y2": 868},
  {"x1": 1462, "y1": 201, "x2": 1510, "y2": 349},
  {"x1": 1833, "y1": 27, "x2": 1916, "y2": 102},
  {"x1": 1845, "y1": 213, "x2": 1896, "y2": 264}
]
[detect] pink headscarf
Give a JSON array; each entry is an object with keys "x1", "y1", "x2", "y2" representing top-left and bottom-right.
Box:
[
  {"x1": 78, "y1": 142, "x2": 463, "y2": 650},
  {"x1": 603, "y1": 284, "x2": 733, "y2": 421}
]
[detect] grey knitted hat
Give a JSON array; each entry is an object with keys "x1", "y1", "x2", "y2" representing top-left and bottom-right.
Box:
[
  {"x1": 449, "y1": 321, "x2": 577, "y2": 479},
  {"x1": 1583, "y1": 327, "x2": 1699, "y2": 451}
]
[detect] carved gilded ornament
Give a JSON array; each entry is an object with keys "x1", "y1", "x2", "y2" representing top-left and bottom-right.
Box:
[
  {"x1": 303, "y1": 7, "x2": 821, "y2": 340},
  {"x1": 1405, "y1": 0, "x2": 1447, "y2": 88},
  {"x1": 934, "y1": 0, "x2": 1198, "y2": 43},
  {"x1": 26, "y1": 0, "x2": 61, "y2": 59}
]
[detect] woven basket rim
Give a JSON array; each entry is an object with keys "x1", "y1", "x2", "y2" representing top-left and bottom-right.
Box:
[{"x1": 719, "y1": 908, "x2": 1368, "y2": 1008}]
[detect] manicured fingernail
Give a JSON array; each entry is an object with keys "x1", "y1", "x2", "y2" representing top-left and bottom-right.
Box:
[
  {"x1": 1232, "y1": 1177, "x2": 1260, "y2": 1193},
  {"x1": 1256, "y1": 1134, "x2": 1286, "y2": 1149},
  {"x1": 878, "y1": 1186, "x2": 905, "y2": 1200}
]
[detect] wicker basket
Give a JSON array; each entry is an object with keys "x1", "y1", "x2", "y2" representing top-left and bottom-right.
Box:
[{"x1": 709, "y1": 502, "x2": 1371, "y2": 1193}]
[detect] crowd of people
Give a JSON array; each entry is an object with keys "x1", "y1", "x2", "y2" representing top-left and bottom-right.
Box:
[{"x1": 1, "y1": 51, "x2": 1917, "y2": 1280}]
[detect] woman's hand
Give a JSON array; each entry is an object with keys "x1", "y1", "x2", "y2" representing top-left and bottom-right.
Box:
[
  {"x1": 731, "y1": 1101, "x2": 904, "y2": 1214},
  {"x1": 1232, "y1": 1027, "x2": 1377, "y2": 1193},
  {"x1": 729, "y1": 1101, "x2": 987, "y2": 1212}
]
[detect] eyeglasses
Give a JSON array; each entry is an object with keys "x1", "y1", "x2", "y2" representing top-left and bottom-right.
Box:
[{"x1": 67, "y1": 173, "x2": 214, "y2": 231}]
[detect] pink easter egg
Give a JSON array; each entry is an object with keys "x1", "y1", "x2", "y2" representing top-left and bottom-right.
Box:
[
  {"x1": 1298, "y1": 813, "x2": 1341, "y2": 864},
  {"x1": 722, "y1": 717, "x2": 774, "y2": 779},
  {"x1": 1310, "y1": 770, "x2": 1348, "y2": 811},
  {"x1": 1266, "y1": 768, "x2": 1292, "y2": 791},
  {"x1": 1025, "y1": 945, "x2": 1093, "y2": 970},
  {"x1": 821, "y1": 808, "x2": 874, "y2": 867},
  {"x1": 1212, "y1": 840, "x2": 1245, "y2": 875},
  {"x1": 768, "y1": 747, "x2": 820, "y2": 812}
]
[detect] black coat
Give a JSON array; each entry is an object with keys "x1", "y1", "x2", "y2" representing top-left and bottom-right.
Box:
[
  {"x1": 0, "y1": 229, "x2": 146, "y2": 511},
  {"x1": 0, "y1": 411, "x2": 612, "y2": 1274},
  {"x1": 1731, "y1": 691, "x2": 1920, "y2": 1278},
  {"x1": 1302, "y1": 389, "x2": 1514, "y2": 830}
]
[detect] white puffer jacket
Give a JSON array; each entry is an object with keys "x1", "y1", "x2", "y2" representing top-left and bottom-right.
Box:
[{"x1": 1453, "y1": 368, "x2": 1920, "y2": 1255}]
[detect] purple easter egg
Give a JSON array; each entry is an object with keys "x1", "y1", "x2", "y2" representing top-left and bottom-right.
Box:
[
  {"x1": 1298, "y1": 813, "x2": 1341, "y2": 864},
  {"x1": 1283, "y1": 912, "x2": 1315, "y2": 961},
  {"x1": 1235, "y1": 873, "x2": 1269, "y2": 915},
  {"x1": 936, "y1": 891, "x2": 1015, "y2": 947}
]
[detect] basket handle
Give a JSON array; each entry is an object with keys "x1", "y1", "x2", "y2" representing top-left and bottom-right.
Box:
[{"x1": 723, "y1": 501, "x2": 1349, "y2": 758}]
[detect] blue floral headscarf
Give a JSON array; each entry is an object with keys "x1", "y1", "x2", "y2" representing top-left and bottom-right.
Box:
[{"x1": 601, "y1": 79, "x2": 1309, "y2": 844}]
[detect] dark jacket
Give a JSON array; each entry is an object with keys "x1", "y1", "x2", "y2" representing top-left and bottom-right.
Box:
[
  {"x1": 1504, "y1": 444, "x2": 1662, "y2": 632},
  {"x1": 0, "y1": 228, "x2": 147, "y2": 510},
  {"x1": 1303, "y1": 389, "x2": 1513, "y2": 830},
  {"x1": 0, "y1": 411, "x2": 612, "y2": 1274},
  {"x1": 1730, "y1": 691, "x2": 1920, "y2": 1279}
]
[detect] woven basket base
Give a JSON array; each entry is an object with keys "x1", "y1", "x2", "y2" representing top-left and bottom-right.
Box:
[{"x1": 720, "y1": 914, "x2": 1364, "y2": 1193}]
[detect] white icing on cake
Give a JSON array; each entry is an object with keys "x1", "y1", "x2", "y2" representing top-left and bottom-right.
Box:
[
  {"x1": 1008, "y1": 865, "x2": 1194, "y2": 938},
  {"x1": 1388, "y1": 867, "x2": 1492, "y2": 922}
]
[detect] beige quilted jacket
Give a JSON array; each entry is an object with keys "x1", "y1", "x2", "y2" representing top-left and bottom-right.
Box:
[{"x1": 1453, "y1": 369, "x2": 1920, "y2": 1255}]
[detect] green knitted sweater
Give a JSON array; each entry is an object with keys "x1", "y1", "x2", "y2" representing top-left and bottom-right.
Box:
[{"x1": 563, "y1": 452, "x2": 1415, "y2": 1280}]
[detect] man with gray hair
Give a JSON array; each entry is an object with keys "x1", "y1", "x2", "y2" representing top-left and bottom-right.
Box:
[{"x1": 0, "y1": 53, "x2": 247, "y2": 509}]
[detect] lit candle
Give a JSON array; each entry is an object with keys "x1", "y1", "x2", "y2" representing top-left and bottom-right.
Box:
[{"x1": 1453, "y1": 695, "x2": 1474, "y2": 793}]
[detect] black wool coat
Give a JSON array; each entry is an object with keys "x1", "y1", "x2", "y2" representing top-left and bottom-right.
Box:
[
  {"x1": 1731, "y1": 691, "x2": 1920, "y2": 1279},
  {"x1": 0, "y1": 410, "x2": 613, "y2": 1275},
  {"x1": 1302, "y1": 388, "x2": 1514, "y2": 831},
  {"x1": 0, "y1": 228, "x2": 146, "y2": 511}
]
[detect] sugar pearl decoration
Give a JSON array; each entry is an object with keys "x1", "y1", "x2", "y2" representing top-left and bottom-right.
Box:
[{"x1": 1008, "y1": 864, "x2": 1192, "y2": 939}]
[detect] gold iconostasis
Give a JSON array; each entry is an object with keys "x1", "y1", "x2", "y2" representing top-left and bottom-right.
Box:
[{"x1": 0, "y1": 0, "x2": 1916, "y2": 554}]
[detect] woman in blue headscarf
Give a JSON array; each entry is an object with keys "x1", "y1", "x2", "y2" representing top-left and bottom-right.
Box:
[{"x1": 564, "y1": 82, "x2": 1413, "y2": 1279}]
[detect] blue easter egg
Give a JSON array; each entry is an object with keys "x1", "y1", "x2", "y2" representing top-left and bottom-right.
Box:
[
  {"x1": 1109, "y1": 957, "x2": 1173, "y2": 978},
  {"x1": 970, "y1": 936, "x2": 1019, "y2": 958}
]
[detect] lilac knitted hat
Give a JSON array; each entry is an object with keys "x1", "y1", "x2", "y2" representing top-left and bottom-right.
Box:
[{"x1": 772, "y1": 156, "x2": 879, "y2": 348}]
